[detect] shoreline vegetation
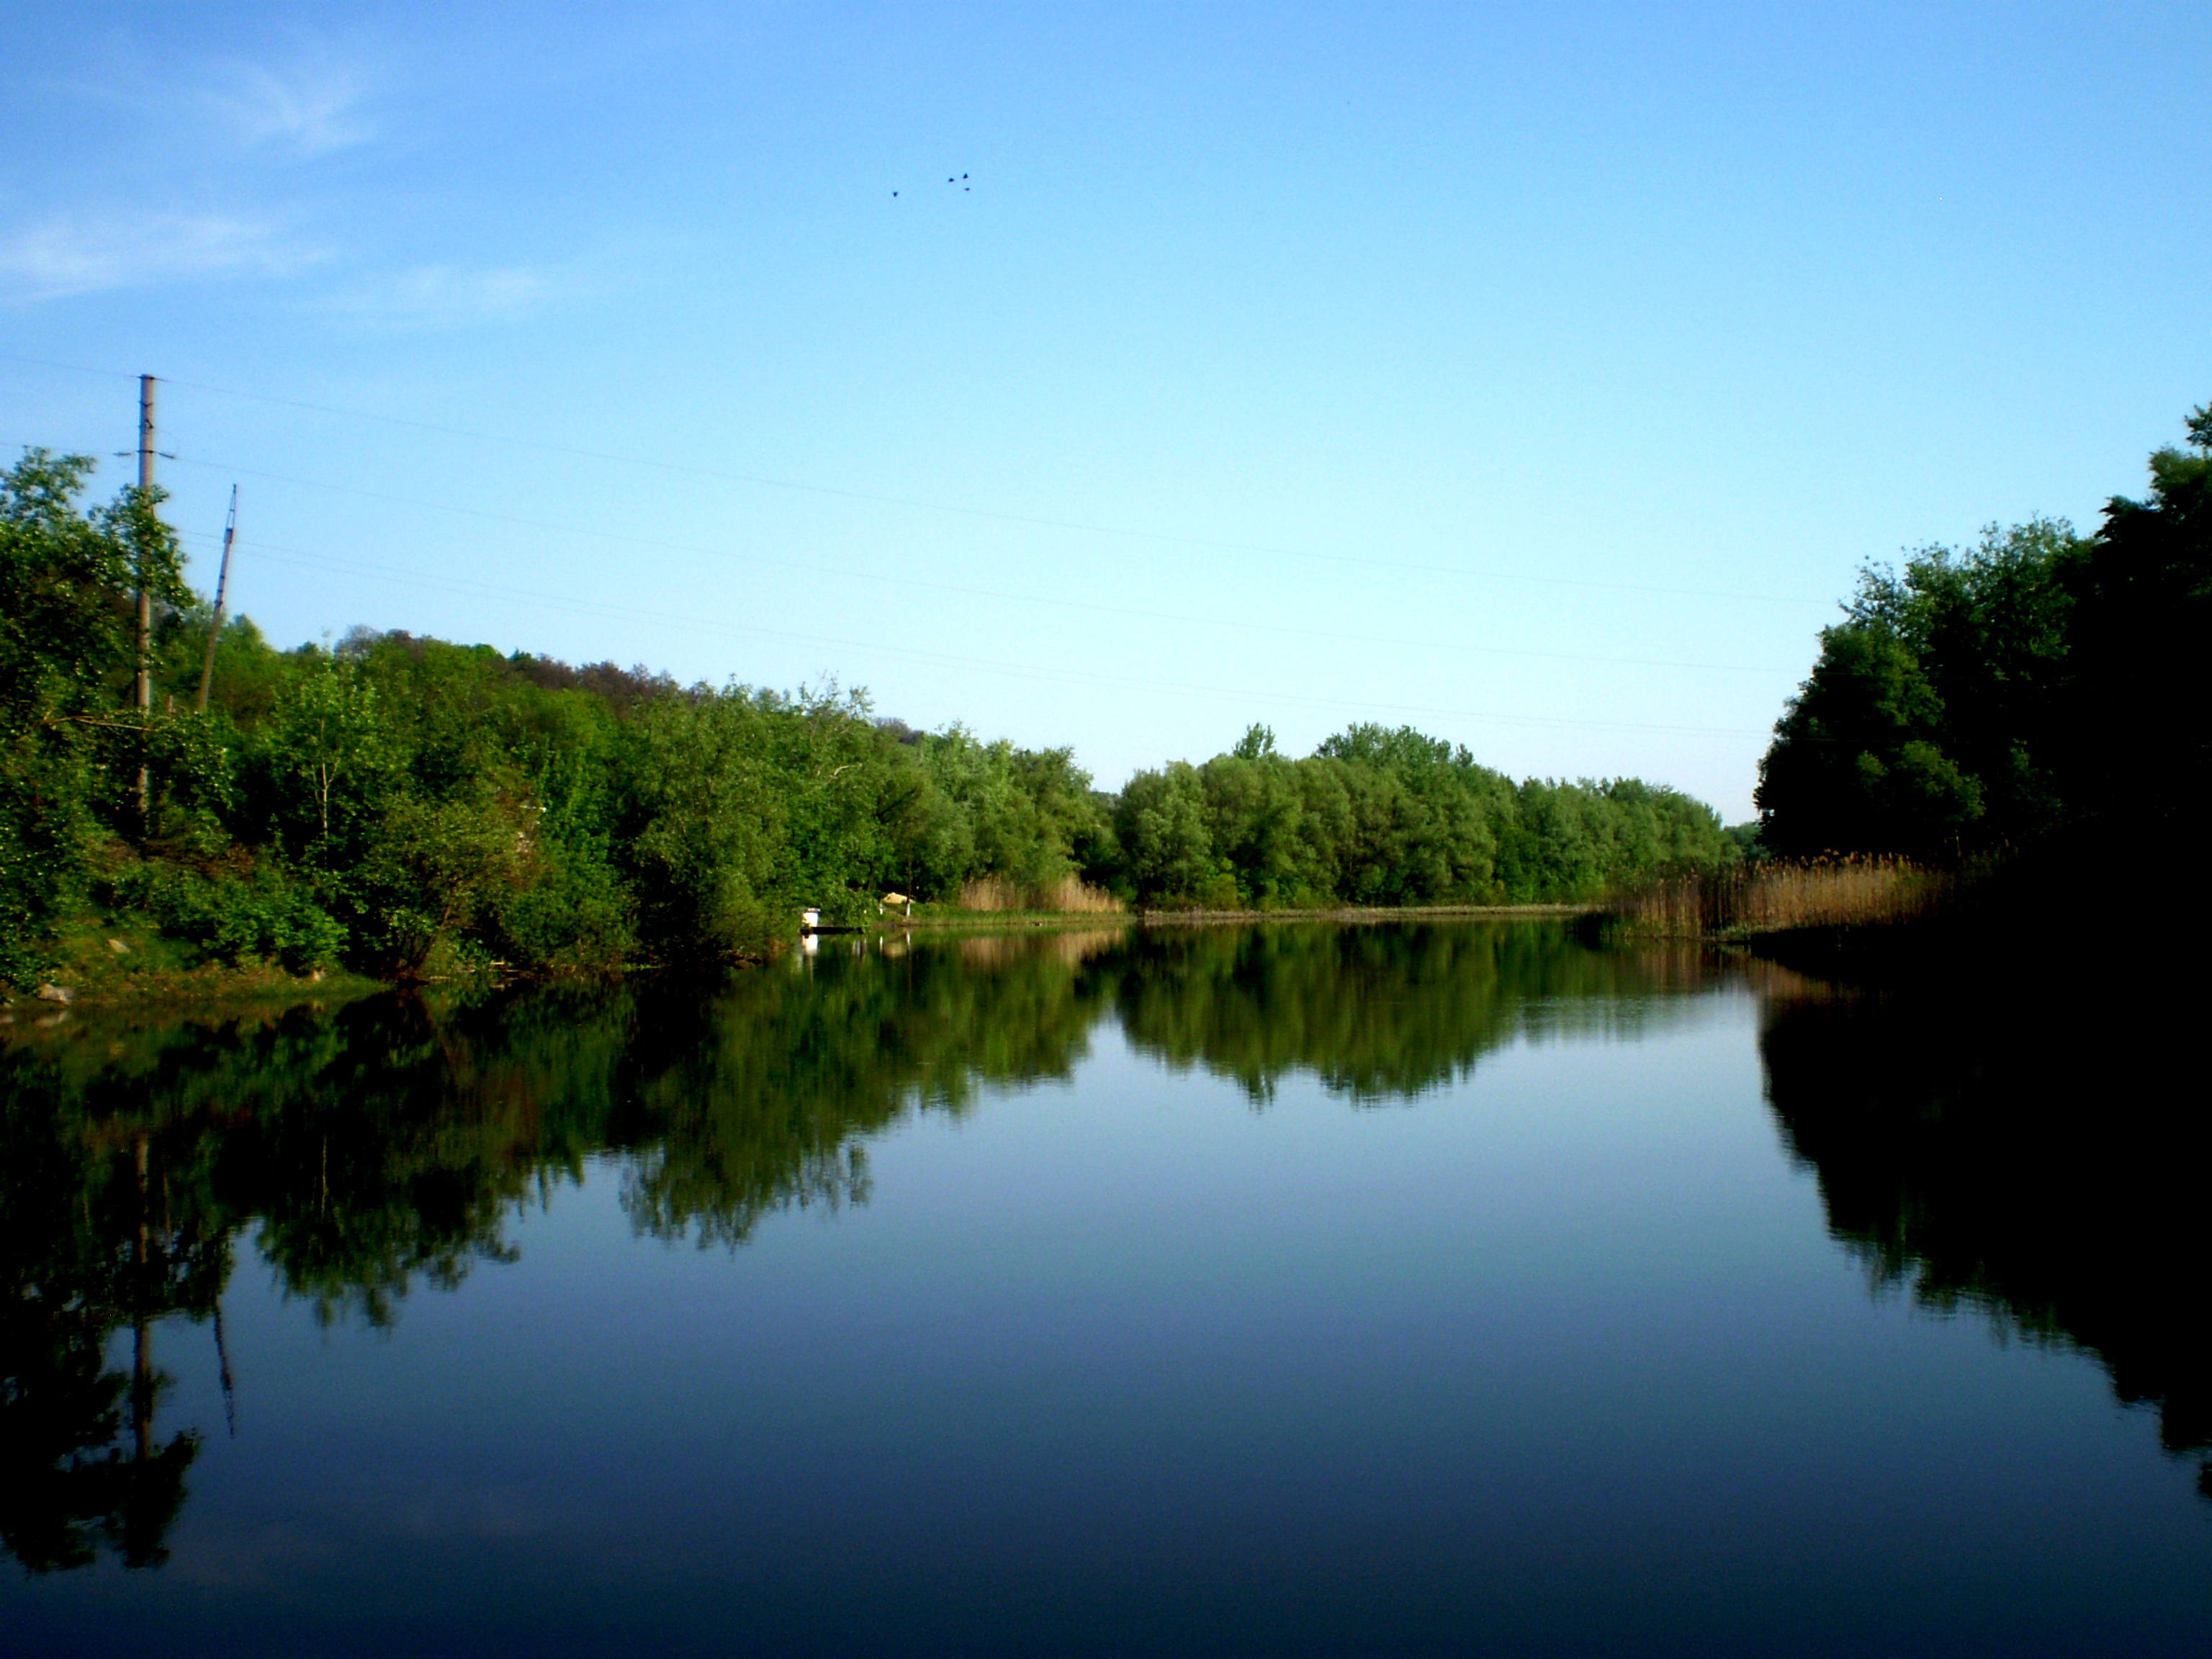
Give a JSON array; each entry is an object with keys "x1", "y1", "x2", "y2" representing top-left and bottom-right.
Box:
[
  {"x1": 1747, "y1": 404, "x2": 2209, "y2": 873},
  {"x1": 850, "y1": 900, "x2": 1596, "y2": 941},
  {"x1": 1610, "y1": 856, "x2": 1954, "y2": 940},
  {"x1": 1604, "y1": 855, "x2": 1968, "y2": 987},
  {"x1": 1624, "y1": 397, "x2": 2209, "y2": 982},
  {"x1": 6, "y1": 397, "x2": 2204, "y2": 1011},
  {"x1": 2, "y1": 446, "x2": 1740, "y2": 1006}
]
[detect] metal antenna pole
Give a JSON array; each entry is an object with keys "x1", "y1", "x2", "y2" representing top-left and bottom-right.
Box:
[{"x1": 196, "y1": 485, "x2": 238, "y2": 711}]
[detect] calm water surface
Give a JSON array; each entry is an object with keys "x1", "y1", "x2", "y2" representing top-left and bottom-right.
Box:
[{"x1": 1, "y1": 922, "x2": 2204, "y2": 1655}]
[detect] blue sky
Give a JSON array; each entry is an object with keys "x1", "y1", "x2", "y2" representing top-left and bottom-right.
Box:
[{"x1": 4, "y1": 3, "x2": 2206, "y2": 818}]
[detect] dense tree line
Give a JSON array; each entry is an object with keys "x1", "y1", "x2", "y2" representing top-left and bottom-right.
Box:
[
  {"x1": 1112, "y1": 722, "x2": 1730, "y2": 911},
  {"x1": 1757, "y1": 403, "x2": 2212, "y2": 859},
  {"x1": 1, "y1": 446, "x2": 1734, "y2": 985}
]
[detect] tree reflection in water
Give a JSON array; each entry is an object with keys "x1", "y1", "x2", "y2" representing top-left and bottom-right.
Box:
[
  {"x1": 1761, "y1": 975, "x2": 2209, "y2": 1501},
  {"x1": 5, "y1": 922, "x2": 1699, "y2": 1568},
  {"x1": 1113, "y1": 922, "x2": 1712, "y2": 1102},
  {"x1": 0, "y1": 929, "x2": 1135, "y2": 1570},
  {"x1": 8, "y1": 920, "x2": 2195, "y2": 1573}
]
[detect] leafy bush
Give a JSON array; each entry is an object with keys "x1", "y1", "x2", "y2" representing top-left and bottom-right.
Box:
[{"x1": 109, "y1": 860, "x2": 345, "y2": 971}]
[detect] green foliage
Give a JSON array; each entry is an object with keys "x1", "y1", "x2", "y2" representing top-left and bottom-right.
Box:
[
  {"x1": 1115, "y1": 763, "x2": 1232, "y2": 904},
  {"x1": 2, "y1": 438, "x2": 1735, "y2": 986},
  {"x1": 1758, "y1": 521, "x2": 2077, "y2": 858},
  {"x1": 1, "y1": 451, "x2": 187, "y2": 724},
  {"x1": 1760, "y1": 400, "x2": 2212, "y2": 856},
  {"x1": 2050, "y1": 418, "x2": 2212, "y2": 842},
  {"x1": 886, "y1": 724, "x2": 1105, "y2": 900},
  {"x1": 350, "y1": 796, "x2": 526, "y2": 975},
  {"x1": 1110, "y1": 725, "x2": 1732, "y2": 908},
  {"x1": 153, "y1": 609, "x2": 287, "y2": 727},
  {"x1": 108, "y1": 859, "x2": 344, "y2": 972},
  {"x1": 256, "y1": 655, "x2": 397, "y2": 854},
  {"x1": 613, "y1": 689, "x2": 789, "y2": 958},
  {"x1": 0, "y1": 453, "x2": 189, "y2": 984}
]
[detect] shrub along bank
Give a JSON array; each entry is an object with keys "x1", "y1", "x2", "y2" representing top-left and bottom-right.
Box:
[
  {"x1": 1587, "y1": 399, "x2": 2212, "y2": 980},
  {"x1": 1, "y1": 446, "x2": 1737, "y2": 988}
]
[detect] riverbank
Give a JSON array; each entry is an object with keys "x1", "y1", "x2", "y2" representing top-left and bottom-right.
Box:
[
  {"x1": 1133, "y1": 902, "x2": 1594, "y2": 926},
  {"x1": 879, "y1": 901, "x2": 1594, "y2": 933},
  {"x1": 1, "y1": 964, "x2": 382, "y2": 1032},
  {"x1": 1, "y1": 906, "x2": 385, "y2": 1020},
  {"x1": 1611, "y1": 850, "x2": 2128, "y2": 992},
  {"x1": 9, "y1": 901, "x2": 1610, "y2": 1019}
]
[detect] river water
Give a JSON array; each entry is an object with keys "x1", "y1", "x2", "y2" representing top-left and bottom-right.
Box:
[{"x1": 1, "y1": 921, "x2": 2204, "y2": 1655}]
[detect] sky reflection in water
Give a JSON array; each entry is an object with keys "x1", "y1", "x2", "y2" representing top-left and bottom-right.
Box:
[{"x1": 1, "y1": 921, "x2": 2205, "y2": 1656}]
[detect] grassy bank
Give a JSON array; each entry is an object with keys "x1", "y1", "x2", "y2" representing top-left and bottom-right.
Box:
[
  {"x1": 0, "y1": 898, "x2": 387, "y2": 1017},
  {"x1": 2, "y1": 953, "x2": 380, "y2": 1020},
  {"x1": 881, "y1": 899, "x2": 1596, "y2": 932}
]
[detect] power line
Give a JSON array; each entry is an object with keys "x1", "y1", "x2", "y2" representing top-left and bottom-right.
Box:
[
  {"x1": 2, "y1": 349, "x2": 1830, "y2": 608},
  {"x1": 171, "y1": 530, "x2": 1771, "y2": 740},
  {"x1": 3, "y1": 354, "x2": 1792, "y2": 745},
  {"x1": 157, "y1": 462, "x2": 1796, "y2": 678}
]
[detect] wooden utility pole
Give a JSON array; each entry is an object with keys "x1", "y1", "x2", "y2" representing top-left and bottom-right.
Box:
[
  {"x1": 196, "y1": 485, "x2": 238, "y2": 711},
  {"x1": 135, "y1": 374, "x2": 156, "y2": 822},
  {"x1": 135, "y1": 374, "x2": 156, "y2": 711}
]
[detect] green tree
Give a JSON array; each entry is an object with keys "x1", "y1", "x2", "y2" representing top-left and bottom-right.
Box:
[
  {"x1": 1757, "y1": 402, "x2": 2211, "y2": 858},
  {"x1": 260, "y1": 657, "x2": 396, "y2": 853},
  {"x1": 2051, "y1": 406, "x2": 2212, "y2": 842},
  {"x1": 1114, "y1": 763, "x2": 1231, "y2": 905},
  {"x1": 0, "y1": 451, "x2": 188, "y2": 981},
  {"x1": 1756, "y1": 522, "x2": 2084, "y2": 857}
]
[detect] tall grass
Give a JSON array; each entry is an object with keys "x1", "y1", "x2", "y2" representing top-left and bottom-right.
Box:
[
  {"x1": 1617, "y1": 857, "x2": 1954, "y2": 938},
  {"x1": 954, "y1": 874, "x2": 1125, "y2": 914}
]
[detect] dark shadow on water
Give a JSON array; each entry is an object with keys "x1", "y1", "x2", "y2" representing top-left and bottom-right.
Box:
[{"x1": 1760, "y1": 971, "x2": 2210, "y2": 1501}]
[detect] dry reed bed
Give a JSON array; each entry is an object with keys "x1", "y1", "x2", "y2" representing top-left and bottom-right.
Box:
[
  {"x1": 954, "y1": 875, "x2": 1125, "y2": 914},
  {"x1": 1619, "y1": 858, "x2": 1954, "y2": 938}
]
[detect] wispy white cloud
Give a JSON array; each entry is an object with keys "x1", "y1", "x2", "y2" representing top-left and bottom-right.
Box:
[
  {"x1": 197, "y1": 51, "x2": 379, "y2": 159},
  {"x1": 0, "y1": 209, "x2": 321, "y2": 302},
  {"x1": 57, "y1": 34, "x2": 385, "y2": 162},
  {"x1": 326, "y1": 263, "x2": 593, "y2": 330}
]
